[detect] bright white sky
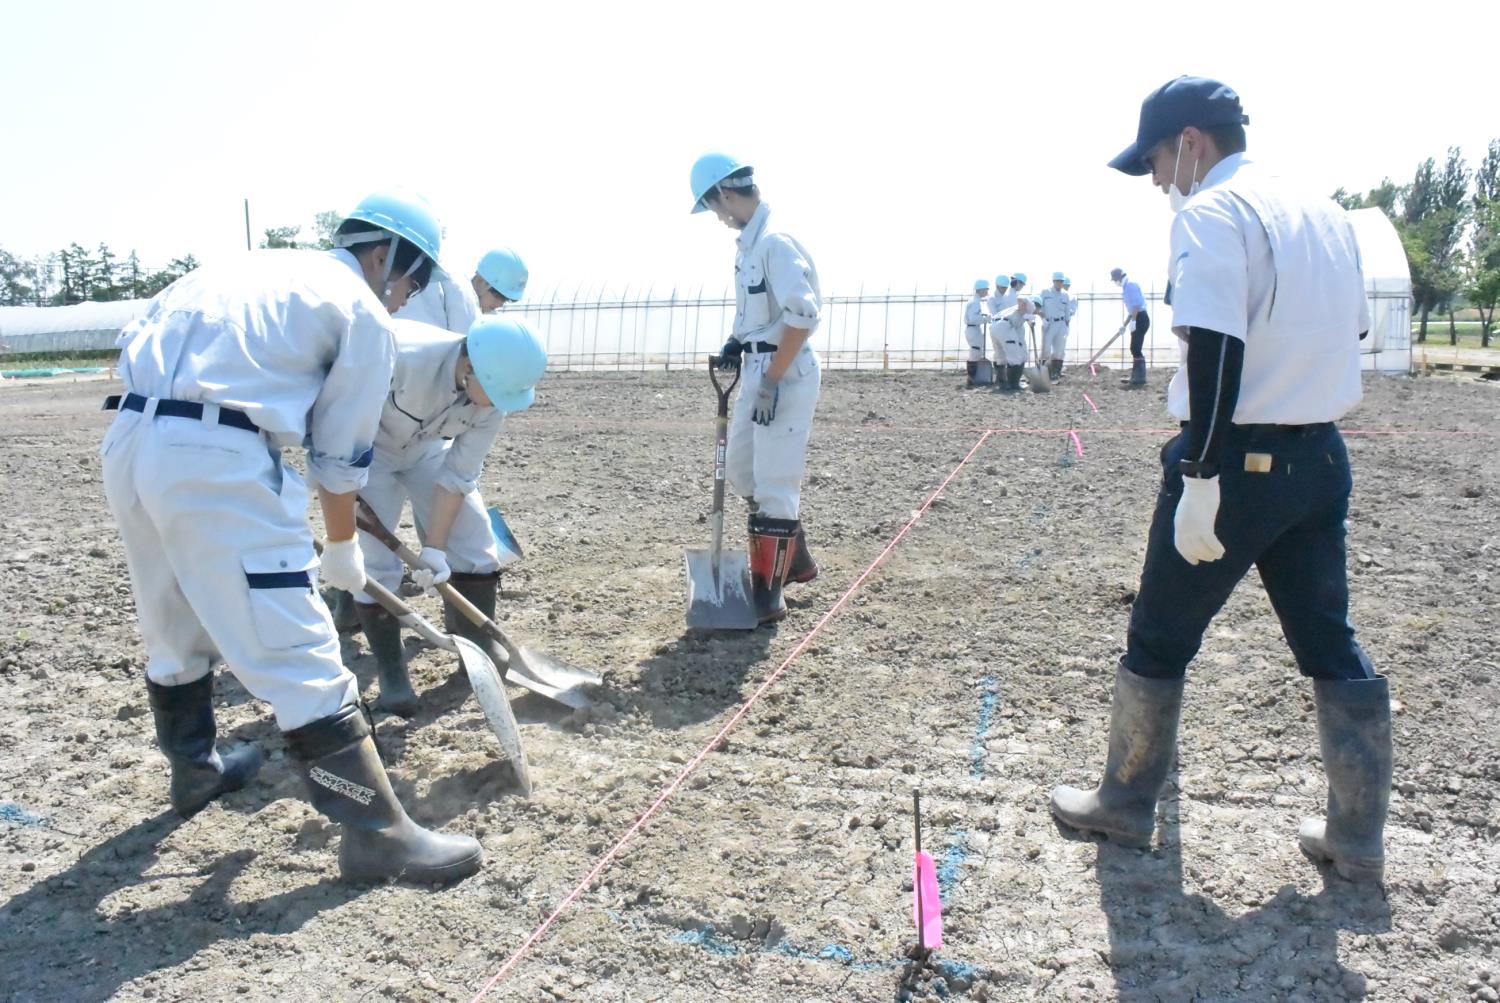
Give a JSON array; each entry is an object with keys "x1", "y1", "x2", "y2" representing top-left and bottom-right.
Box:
[{"x1": 3, "y1": 0, "x2": 1496, "y2": 299}]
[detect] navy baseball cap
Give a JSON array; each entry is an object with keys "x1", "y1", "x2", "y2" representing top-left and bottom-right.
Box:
[{"x1": 1108, "y1": 76, "x2": 1249, "y2": 176}]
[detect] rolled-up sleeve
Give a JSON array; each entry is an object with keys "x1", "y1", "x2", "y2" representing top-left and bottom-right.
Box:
[
  {"x1": 1167, "y1": 201, "x2": 1249, "y2": 341},
  {"x1": 437, "y1": 408, "x2": 505, "y2": 496},
  {"x1": 766, "y1": 236, "x2": 821, "y2": 332},
  {"x1": 306, "y1": 303, "x2": 395, "y2": 494}
]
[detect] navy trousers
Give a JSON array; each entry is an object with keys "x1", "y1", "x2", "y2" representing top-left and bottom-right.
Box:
[{"x1": 1124, "y1": 422, "x2": 1375, "y2": 681}]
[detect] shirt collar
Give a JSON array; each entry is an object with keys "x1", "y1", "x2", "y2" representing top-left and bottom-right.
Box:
[
  {"x1": 441, "y1": 339, "x2": 468, "y2": 402},
  {"x1": 1202, "y1": 152, "x2": 1250, "y2": 191},
  {"x1": 736, "y1": 202, "x2": 771, "y2": 253},
  {"x1": 331, "y1": 247, "x2": 367, "y2": 280}
]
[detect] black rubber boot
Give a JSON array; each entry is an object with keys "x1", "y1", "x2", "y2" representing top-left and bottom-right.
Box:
[
  {"x1": 1049, "y1": 359, "x2": 1064, "y2": 381},
  {"x1": 147, "y1": 675, "x2": 263, "y2": 819},
  {"x1": 748, "y1": 515, "x2": 796, "y2": 626},
  {"x1": 355, "y1": 603, "x2": 418, "y2": 718},
  {"x1": 1299, "y1": 676, "x2": 1392, "y2": 883},
  {"x1": 284, "y1": 705, "x2": 482, "y2": 885},
  {"x1": 1128, "y1": 358, "x2": 1147, "y2": 387},
  {"x1": 1008, "y1": 365, "x2": 1024, "y2": 391},
  {"x1": 1050, "y1": 665, "x2": 1184, "y2": 848},
  {"x1": 442, "y1": 572, "x2": 508, "y2": 679},
  {"x1": 786, "y1": 523, "x2": 818, "y2": 585},
  {"x1": 322, "y1": 587, "x2": 360, "y2": 633},
  {"x1": 965, "y1": 361, "x2": 977, "y2": 385}
]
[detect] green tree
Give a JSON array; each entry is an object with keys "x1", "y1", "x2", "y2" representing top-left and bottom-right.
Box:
[
  {"x1": 260, "y1": 226, "x2": 304, "y2": 249},
  {"x1": 313, "y1": 210, "x2": 341, "y2": 250},
  {"x1": 1465, "y1": 141, "x2": 1500, "y2": 346}
]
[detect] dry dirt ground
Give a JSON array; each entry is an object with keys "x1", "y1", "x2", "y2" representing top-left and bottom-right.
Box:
[{"x1": 1, "y1": 367, "x2": 1496, "y2": 1003}]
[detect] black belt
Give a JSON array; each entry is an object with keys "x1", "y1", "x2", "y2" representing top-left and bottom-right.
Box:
[
  {"x1": 743, "y1": 341, "x2": 779, "y2": 354},
  {"x1": 104, "y1": 393, "x2": 261, "y2": 434},
  {"x1": 1181, "y1": 420, "x2": 1334, "y2": 437}
]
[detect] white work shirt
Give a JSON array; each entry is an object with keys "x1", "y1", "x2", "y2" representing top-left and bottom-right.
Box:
[
  {"x1": 1038, "y1": 287, "x2": 1072, "y2": 322},
  {"x1": 963, "y1": 296, "x2": 989, "y2": 347},
  {"x1": 731, "y1": 203, "x2": 821, "y2": 345},
  {"x1": 1166, "y1": 154, "x2": 1369, "y2": 424},
  {"x1": 988, "y1": 288, "x2": 1017, "y2": 318},
  {"x1": 115, "y1": 248, "x2": 394, "y2": 495},
  {"x1": 376, "y1": 320, "x2": 506, "y2": 496},
  {"x1": 396, "y1": 268, "x2": 480, "y2": 335}
]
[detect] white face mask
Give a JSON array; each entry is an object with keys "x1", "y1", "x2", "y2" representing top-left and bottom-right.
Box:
[{"x1": 1167, "y1": 134, "x2": 1202, "y2": 213}]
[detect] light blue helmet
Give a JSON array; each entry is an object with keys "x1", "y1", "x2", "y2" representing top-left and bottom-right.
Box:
[
  {"x1": 1052, "y1": 271, "x2": 1066, "y2": 282},
  {"x1": 337, "y1": 188, "x2": 443, "y2": 270},
  {"x1": 467, "y1": 316, "x2": 548, "y2": 413},
  {"x1": 690, "y1": 151, "x2": 753, "y2": 214},
  {"x1": 974, "y1": 278, "x2": 990, "y2": 291},
  {"x1": 1012, "y1": 271, "x2": 1028, "y2": 285},
  {"x1": 1030, "y1": 294, "x2": 1044, "y2": 307},
  {"x1": 995, "y1": 274, "x2": 1011, "y2": 288},
  {"x1": 476, "y1": 246, "x2": 529, "y2": 302}
]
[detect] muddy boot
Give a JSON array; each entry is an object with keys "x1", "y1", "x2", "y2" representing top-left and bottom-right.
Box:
[
  {"x1": 1127, "y1": 358, "x2": 1147, "y2": 387},
  {"x1": 322, "y1": 587, "x2": 360, "y2": 633},
  {"x1": 285, "y1": 705, "x2": 482, "y2": 885},
  {"x1": 1298, "y1": 676, "x2": 1392, "y2": 883},
  {"x1": 356, "y1": 603, "x2": 418, "y2": 718},
  {"x1": 1049, "y1": 359, "x2": 1064, "y2": 381},
  {"x1": 748, "y1": 514, "x2": 796, "y2": 625},
  {"x1": 786, "y1": 523, "x2": 819, "y2": 585},
  {"x1": 147, "y1": 675, "x2": 263, "y2": 819},
  {"x1": 442, "y1": 571, "x2": 509, "y2": 679},
  {"x1": 965, "y1": 361, "x2": 977, "y2": 386},
  {"x1": 1050, "y1": 665, "x2": 1184, "y2": 848}
]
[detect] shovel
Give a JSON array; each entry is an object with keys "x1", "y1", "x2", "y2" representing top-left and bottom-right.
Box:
[
  {"x1": 355, "y1": 500, "x2": 602, "y2": 710},
  {"x1": 1026, "y1": 321, "x2": 1052, "y2": 394},
  {"x1": 317, "y1": 541, "x2": 532, "y2": 795},
  {"x1": 685, "y1": 355, "x2": 758, "y2": 630}
]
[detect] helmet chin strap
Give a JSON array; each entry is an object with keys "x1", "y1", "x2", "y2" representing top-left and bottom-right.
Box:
[{"x1": 335, "y1": 232, "x2": 426, "y2": 297}]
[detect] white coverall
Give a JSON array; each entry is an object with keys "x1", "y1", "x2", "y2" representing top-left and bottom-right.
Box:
[
  {"x1": 1038, "y1": 287, "x2": 1073, "y2": 362},
  {"x1": 396, "y1": 268, "x2": 479, "y2": 334},
  {"x1": 724, "y1": 203, "x2": 822, "y2": 521},
  {"x1": 1002, "y1": 296, "x2": 1038, "y2": 367},
  {"x1": 988, "y1": 288, "x2": 1019, "y2": 364},
  {"x1": 963, "y1": 295, "x2": 989, "y2": 361},
  {"x1": 354, "y1": 320, "x2": 507, "y2": 602},
  {"x1": 102, "y1": 249, "x2": 393, "y2": 730}
]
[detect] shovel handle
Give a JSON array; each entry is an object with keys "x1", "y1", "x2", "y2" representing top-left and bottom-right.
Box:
[
  {"x1": 707, "y1": 354, "x2": 741, "y2": 415},
  {"x1": 355, "y1": 500, "x2": 514, "y2": 659},
  {"x1": 313, "y1": 539, "x2": 455, "y2": 652}
]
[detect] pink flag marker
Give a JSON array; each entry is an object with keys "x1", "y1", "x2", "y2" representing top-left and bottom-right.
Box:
[{"x1": 912, "y1": 849, "x2": 943, "y2": 950}]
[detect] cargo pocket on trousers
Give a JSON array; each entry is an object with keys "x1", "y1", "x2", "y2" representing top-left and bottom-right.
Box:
[{"x1": 241, "y1": 544, "x2": 329, "y2": 649}]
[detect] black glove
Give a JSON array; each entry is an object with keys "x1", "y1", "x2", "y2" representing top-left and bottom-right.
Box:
[{"x1": 713, "y1": 338, "x2": 745, "y2": 371}]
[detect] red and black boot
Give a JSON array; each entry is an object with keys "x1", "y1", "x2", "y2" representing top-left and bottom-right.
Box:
[
  {"x1": 748, "y1": 515, "x2": 797, "y2": 625},
  {"x1": 787, "y1": 523, "x2": 818, "y2": 585}
]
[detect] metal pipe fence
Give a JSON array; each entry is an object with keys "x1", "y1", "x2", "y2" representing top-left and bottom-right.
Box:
[{"x1": 509, "y1": 282, "x2": 1415, "y2": 374}]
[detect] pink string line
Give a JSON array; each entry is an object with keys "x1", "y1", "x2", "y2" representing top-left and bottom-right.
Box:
[
  {"x1": 1069, "y1": 430, "x2": 1084, "y2": 456},
  {"x1": 469, "y1": 431, "x2": 997, "y2": 1001},
  {"x1": 1082, "y1": 393, "x2": 1099, "y2": 414}
]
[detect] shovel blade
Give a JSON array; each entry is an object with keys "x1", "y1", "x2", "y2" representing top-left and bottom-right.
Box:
[
  {"x1": 684, "y1": 548, "x2": 758, "y2": 630},
  {"x1": 454, "y1": 636, "x2": 532, "y2": 796},
  {"x1": 507, "y1": 645, "x2": 601, "y2": 710},
  {"x1": 973, "y1": 359, "x2": 995, "y2": 385},
  {"x1": 486, "y1": 506, "x2": 524, "y2": 568},
  {"x1": 1027, "y1": 365, "x2": 1052, "y2": 394}
]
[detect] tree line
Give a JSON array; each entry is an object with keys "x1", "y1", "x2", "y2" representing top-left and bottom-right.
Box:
[
  {"x1": 0, "y1": 211, "x2": 341, "y2": 309},
  {"x1": 1334, "y1": 139, "x2": 1500, "y2": 346}
]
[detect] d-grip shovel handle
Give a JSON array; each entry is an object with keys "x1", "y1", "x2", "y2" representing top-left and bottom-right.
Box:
[{"x1": 708, "y1": 354, "x2": 741, "y2": 417}]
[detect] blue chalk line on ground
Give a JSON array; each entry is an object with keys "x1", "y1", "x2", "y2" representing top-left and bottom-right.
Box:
[{"x1": 1, "y1": 802, "x2": 45, "y2": 827}]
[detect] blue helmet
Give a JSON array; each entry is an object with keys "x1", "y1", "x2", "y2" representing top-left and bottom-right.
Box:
[
  {"x1": 994, "y1": 273, "x2": 1011, "y2": 288},
  {"x1": 1052, "y1": 271, "x2": 1066, "y2": 282},
  {"x1": 466, "y1": 316, "x2": 548, "y2": 413},
  {"x1": 1012, "y1": 272, "x2": 1028, "y2": 285},
  {"x1": 476, "y1": 246, "x2": 529, "y2": 302},
  {"x1": 337, "y1": 188, "x2": 443, "y2": 270},
  {"x1": 974, "y1": 278, "x2": 991, "y2": 291},
  {"x1": 690, "y1": 151, "x2": 753, "y2": 214}
]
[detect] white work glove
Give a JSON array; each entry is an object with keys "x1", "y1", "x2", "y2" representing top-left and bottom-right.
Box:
[
  {"x1": 412, "y1": 546, "x2": 452, "y2": 593},
  {"x1": 1173, "y1": 475, "x2": 1226, "y2": 565},
  {"x1": 751, "y1": 373, "x2": 780, "y2": 426},
  {"x1": 319, "y1": 537, "x2": 367, "y2": 592}
]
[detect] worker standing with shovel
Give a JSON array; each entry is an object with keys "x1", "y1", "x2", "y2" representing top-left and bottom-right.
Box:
[{"x1": 690, "y1": 152, "x2": 823, "y2": 626}]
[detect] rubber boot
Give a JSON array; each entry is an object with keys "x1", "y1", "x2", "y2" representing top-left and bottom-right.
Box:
[
  {"x1": 965, "y1": 361, "x2": 977, "y2": 386},
  {"x1": 443, "y1": 571, "x2": 509, "y2": 679},
  {"x1": 322, "y1": 587, "x2": 360, "y2": 633},
  {"x1": 1008, "y1": 365, "x2": 1023, "y2": 391},
  {"x1": 356, "y1": 603, "x2": 418, "y2": 718},
  {"x1": 147, "y1": 675, "x2": 263, "y2": 819},
  {"x1": 284, "y1": 704, "x2": 482, "y2": 885},
  {"x1": 1050, "y1": 665, "x2": 1184, "y2": 848},
  {"x1": 1128, "y1": 358, "x2": 1147, "y2": 387},
  {"x1": 1298, "y1": 676, "x2": 1392, "y2": 883},
  {"x1": 1049, "y1": 359, "x2": 1064, "y2": 381},
  {"x1": 786, "y1": 523, "x2": 818, "y2": 585},
  {"x1": 748, "y1": 515, "x2": 796, "y2": 626}
]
